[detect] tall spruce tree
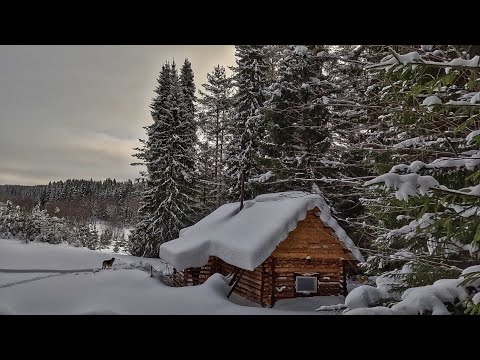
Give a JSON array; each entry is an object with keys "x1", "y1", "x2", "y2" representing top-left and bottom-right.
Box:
[
  {"x1": 129, "y1": 61, "x2": 198, "y2": 257},
  {"x1": 308, "y1": 45, "x2": 388, "y2": 247},
  {"x1": 196, "y1": 141, "x2": 216, "y2": 213},
  {"x1": 180, "y1": 59, "x2": 197, "y2": 152},
  {"x1": 225, "y1": 45, "x2": 269, "y2": 203},
  {"x1": 262, "y1": 45, "x2": 331, "y2": 193},
  {"x1": 197, "y1": 65, "x2": 234, "y2": 208}
]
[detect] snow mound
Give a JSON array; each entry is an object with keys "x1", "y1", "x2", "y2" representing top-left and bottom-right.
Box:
[
  {"x1": 445, "y1": 56, "x2": 480, "y2": 74},
  {"x1": 315, "y1": 304, "x2": 347, "y2": 312},
  {"x1": 344, "y1": 285, "x2": 387, "y2": 309},
  {"x1": 160, "y1": 191, "x2": 363, "y2": 271},
  {"x1": 294, "y1": 46, "x2": 308, "y2": 55},
  {"x1": 466, "y1": 129, "x2": 480, "y2": 145},
  {"x1": 462, "y1": 265, "x2": 480, "y2": 276},
  {"x1": 113, "y1": 260, "x2": 155, "y2": 272},
  {"x1": 345, "y1": 274, "x2": 475, "y2": 315},
  {"x1": 392, "y1": 291, "x2": 450, "y2": 315},
  {"x1": 344, "y1": 306, "x2": 394, "y2": 315},
  {"x1": 470, "y1": 92, "x2": 480, "y2": 104},
  {"x1": 473, "y1": 293, "x2": 480, "y2": 305},
  {"x1": 422, "y1": 95, "x2": 442, "y2": 110}
]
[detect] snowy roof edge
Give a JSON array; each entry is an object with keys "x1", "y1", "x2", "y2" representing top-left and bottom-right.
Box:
[{"x1": 159, "y1": 192, "x2": 364, "y2": 271}]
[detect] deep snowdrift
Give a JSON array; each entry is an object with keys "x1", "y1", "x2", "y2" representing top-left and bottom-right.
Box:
[{"x1": 0, "y1": 238, "x2": 342, "y2": 315}]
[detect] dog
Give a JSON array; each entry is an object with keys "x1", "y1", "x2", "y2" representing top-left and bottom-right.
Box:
[{"x1": 102, "y1": 257, "x2": 115, "y2": 269}]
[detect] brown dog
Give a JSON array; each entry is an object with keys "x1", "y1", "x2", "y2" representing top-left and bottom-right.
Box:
[{"x1": 102, "y1": 257, "x2": 115, "y2": 269}]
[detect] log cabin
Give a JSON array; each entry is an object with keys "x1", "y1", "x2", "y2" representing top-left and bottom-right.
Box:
[{"x1": 160, "y1": 191, "x2": 364, "y2": 308}]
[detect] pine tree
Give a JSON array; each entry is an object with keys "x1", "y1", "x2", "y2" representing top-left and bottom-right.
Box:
[
  {"x1": 129, "y1": 61, "x2": 198, "y2": 257},
  {"x1": 225, "y1": 45, "x2": 269, "y2": 202}
]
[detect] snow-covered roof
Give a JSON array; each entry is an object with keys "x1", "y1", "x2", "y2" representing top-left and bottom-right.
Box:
[{"x1": 160, "y1": 191, "x2": 364, "y2": 271}]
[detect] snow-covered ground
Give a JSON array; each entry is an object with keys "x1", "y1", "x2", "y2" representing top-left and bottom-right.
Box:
[
  {"x1": 0, "y1": 238, "x2": 344, "y2": 315},
  {"x1": 94, "y1": 221, "x2": 132, "y2": 255},
  {"x1": 94, "y1": 220, "x2": 132, "y2": 239}
]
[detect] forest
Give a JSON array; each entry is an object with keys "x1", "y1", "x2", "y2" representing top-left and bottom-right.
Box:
[
  {"x1": 128, "y1": 45, "x2": 480, "y2": 314},
  {"x1": 1, "y1": 45, "x2": 479, "y2": 314}
]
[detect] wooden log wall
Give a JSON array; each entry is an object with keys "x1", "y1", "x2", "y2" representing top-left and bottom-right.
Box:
[
  {"x1": 217, "y1": 257, "x2": 274, "y2": 307},
  {"x1": 271, "y1": 258, "x2": 343, "y2": 300},
  {"x1": 176, "y1": 208, "x2": 358, "y2": 307}
]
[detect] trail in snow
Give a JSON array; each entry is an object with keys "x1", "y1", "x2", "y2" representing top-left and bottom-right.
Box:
[
  {"x1": 0, "y1": 267, "x2": 104, "y2": 288},
  {"x1": 0, "y1": 273, "x2": 67, "y2": 288},
  {"x1": 0, "y1": 265, "x2": 159, "y2": 289}
]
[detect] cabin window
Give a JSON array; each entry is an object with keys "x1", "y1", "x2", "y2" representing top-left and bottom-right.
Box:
[{"x1": 295, "y1": 276, "x2": 318, "y2": 294}]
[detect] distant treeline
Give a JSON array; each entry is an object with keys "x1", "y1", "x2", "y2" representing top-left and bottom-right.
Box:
[{"x1": 0, "y1": 178, "x2": 142, "y2": 226}]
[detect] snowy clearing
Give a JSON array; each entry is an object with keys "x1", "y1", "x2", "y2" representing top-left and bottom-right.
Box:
[{"x1": 0, "y1": 238, "x2": 343, "y2": 315}]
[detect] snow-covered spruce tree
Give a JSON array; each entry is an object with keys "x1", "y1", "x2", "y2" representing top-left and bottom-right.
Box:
[
  {"x1": 179, "y1": 59, "x2": 203, "y2": 223},
  {"x1": 225, "y1": 45, "x2": 269, "y2": 202},
  {"x1": 112, "y1": 229, "x2": 125, "y2": 253},
  {"x1": 0, "y1": 201, "x2": 26, "y2": 239},
  {"x1": 311, "y1": 45, "x2": 391, "y2": 248},
  {"x1": 261, "y1": 45, "x2": 331, "y2": 194},
  {"x1": 196, "y1": 140, "x2": 217, "y2": 213},
  {"x1": 129, "y1": 61, "x2": 198, "y2": 257},
  {"x1": 262, "y1": 45, "x2": 284, "y2": 84},
  {"x1": 180, "y1": 59, "x2": 197, "y2": 155},
  {"x1": 197, "y1": 65, "x2": 234, "y2": 208},
  {"x1": 24, "y1": 204, "x2": 50, "y2": 242},
  {"x1": 113, "y1": 239, "x2": 120, "y2": 253},
  {"x1": 362, "y1": 45, "x2": 480, "y2": 292},
  {"x1": 99, "y1": 226, "x2": 113, "y2": 249},
  {"x1": 74, "y1": 223, "x2": 99, "y2": 250}
]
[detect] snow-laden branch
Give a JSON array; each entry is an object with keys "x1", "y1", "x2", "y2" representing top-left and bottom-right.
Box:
[
  {"x1": 389, "y1": 150, "x2": 480, "y2": 174},
  {"x1": 364, "y1": 173, "x2": 439, "y2": 201},
  {"x1": 365, "y1": 172, "x2": 480, "y2": 200},
  {"x1": 366, "y1": 48, "x2": 480, "y2": 72}
]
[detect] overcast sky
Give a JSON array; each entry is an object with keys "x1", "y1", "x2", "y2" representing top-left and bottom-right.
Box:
[{"x1": 0, "y1": 45, "x2": 236, "y2": 185}]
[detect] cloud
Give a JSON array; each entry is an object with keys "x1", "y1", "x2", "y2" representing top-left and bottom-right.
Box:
[{"x1": 0, "y1": 45, "x2": 236, "y2": 185}]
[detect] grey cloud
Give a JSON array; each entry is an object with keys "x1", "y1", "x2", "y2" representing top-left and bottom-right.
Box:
[{"x1": 0, "y1": 45, "x2": 236, "y2": 185}]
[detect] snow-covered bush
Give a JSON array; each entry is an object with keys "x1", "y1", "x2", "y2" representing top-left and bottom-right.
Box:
[
  {"x1": 0, "y1": 200, "x2": 100, "y2": 249},
  {"x1": 343, "y1": 265, "x2": 480, "y2": 315},
  {"x1": 0, "y1": 201, "x2": 29, "y2": 240}
]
